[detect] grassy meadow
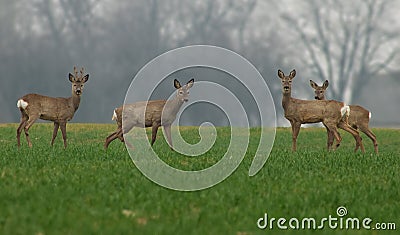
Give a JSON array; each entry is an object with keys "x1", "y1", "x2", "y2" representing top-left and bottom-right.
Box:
[{"x1": 0, "y1": 123, "x2": 399, "y2": 235}]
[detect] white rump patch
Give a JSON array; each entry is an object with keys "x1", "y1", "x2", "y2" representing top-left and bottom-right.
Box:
[
  {"x1": 17, "y1": 99, "x2": 28, "y2": 109},
  {"x1": 112, "y1": 110, "x2": 117, "y2": 121},
  {"x1": 369, "y1": 112, "x2": 372, "y2": 119},
  {"x1": 340, "y1": 104, "x2": 350, "y2": 118}
]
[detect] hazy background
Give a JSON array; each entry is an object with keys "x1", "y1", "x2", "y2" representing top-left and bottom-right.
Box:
[{"x1": 1, "y1": 0, "x2": 399, "y2": 127}]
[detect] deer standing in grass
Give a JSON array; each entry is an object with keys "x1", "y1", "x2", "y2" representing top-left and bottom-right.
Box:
[
  {"x1": 278, "y1": 69, "x2": 364, "y2": 152},
  {"x1": 16, "y1": 67, "x2": 89, "y2": 148},
  {"x1": 310, "y1": 80, "x2": 378, "y2": 153},
  {"x1": 104, "y1": 78, "x2": 194, "y2": 150}
]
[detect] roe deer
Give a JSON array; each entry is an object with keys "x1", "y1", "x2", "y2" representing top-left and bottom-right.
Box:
[
  {"x1": 278, "y1": 69, "x2": 364, "y2": 152},
  {"x1": 310, "y1": 80, "x2": 378, "y2": 153},
  {"x1": 17, "y1": 67, "x2": 89, "y2": 148},
  {"x1": 104, "y1": 78, "x2": 194, "y2": 150}
]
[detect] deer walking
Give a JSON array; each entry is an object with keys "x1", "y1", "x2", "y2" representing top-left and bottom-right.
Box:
[
  {"x1": 278, "y1": 69, "x2": 364, "y2": 152},
  {"x1": 16, "y1": 67, "x2": 89, "y2": 148},
  {"x1": 104, "y1": 78, "x2": 194, "y2": 149},
  {"x1": 310, "y1": 80, "x2": 378, "y2": 153}
]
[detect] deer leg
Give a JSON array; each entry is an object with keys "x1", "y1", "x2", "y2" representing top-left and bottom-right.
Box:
[
  {"x1": 324, "y1": 123, "x2": 342, "y2": 150},
  {"x1": 359, "y1": 125, "x2": 378, "y2": 154},
  {"x1": 59, "y1": 122, "x2": 68, "y2": 148},
  {"x1": 118, "y1": 131, "x2": 125, "y2": 142},
  {"x1": 17, "y1": 114, "x2": 28, "y2": 147},
  {"x1": 116, "y1": 122, "x2": 124, "y2": 142},
  {"x1": 151, "y1": 124, "x2": 160, "y2": 146},
  {"x1": 290, "y1": 122, "x2": 301, "y2": 151},
  {"x1": 331, "y1": 126, "x2": 342, "y2": 149},
  {"x1": 122, "y1": 124, "x2": 137, "y2": 150},
  {"x1": 51, "y1": 122, "x2": 60, "y2": 146},
  {"x1": 323, "y1": 124, "x2": 335, "y2": 151},
  {"x1": 163, "y1": 125, "x2": 173, "y2": 150},
  {"x1": 332, "y1": 129, "x2": 342, "y2": 149},
  {"x1": 327, "y1": 130, "x2": 336, "y2": 151},
  {"x1": 104, "y1": 128, "x2": 123, "y2": 149},
  {"x1": 24, "y1": 114, "x2": 39, "y2": 148},
  {"x1": 338, "y1": 122, "x2": 365, "y2": 153}
]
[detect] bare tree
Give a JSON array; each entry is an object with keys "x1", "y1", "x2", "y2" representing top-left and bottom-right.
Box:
[
  {"x1": 282, "y1": 0, "x2": 400, "y2": 104},
  {"x1": 0, "y1": 0, "x2": 300, "y2": 125}
]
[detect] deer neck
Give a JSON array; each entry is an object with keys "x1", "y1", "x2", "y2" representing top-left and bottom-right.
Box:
[
  {"x1": 70, "y1": 94, "x2": 81, "y2": 111},
  {"x1": 165, "y1": 96, "x2": 184, "y2": 115},
  {"x1": 281, "y1": 91, "x2": 292, "y2": 111}
]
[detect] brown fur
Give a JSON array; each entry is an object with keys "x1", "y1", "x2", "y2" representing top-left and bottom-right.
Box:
[
  {"x1": 17, "y1": 67, "x2": 89, "y2": 148},
  {"x1": 278, "y1": 69, "x2": 364, "y2": 152},
  {"x1": 310, "y1": 80, "x2": 378, "y2": 153}
]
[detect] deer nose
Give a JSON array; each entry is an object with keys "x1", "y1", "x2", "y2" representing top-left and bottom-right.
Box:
[{"x1": 283, "y1": 86, "x2": 289, "y2": 91}]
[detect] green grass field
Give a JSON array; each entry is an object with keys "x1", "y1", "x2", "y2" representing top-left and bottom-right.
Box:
[{"x1": 0, "y1": 123, "x2": 399, "y2": 235}]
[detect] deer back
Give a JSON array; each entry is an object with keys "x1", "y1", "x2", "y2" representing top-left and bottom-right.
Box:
[
  {"x1": 18, "y1": 93, "x2": 77, "y2": 122},
  {"x1": 285, "y1": 98, "x2": 345, "y2": 123},
  {"x1": 120, "y1": 100, "x2": 167, "y2": 128},
  {"x1": 348, "y1": 105, "x2": 370, "y2": 126}
]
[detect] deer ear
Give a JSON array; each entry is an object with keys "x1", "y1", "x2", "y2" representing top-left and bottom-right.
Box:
[
  {"x1": 323, "y1": 80, "x2": 329, "y2": 89},
  {"x1": 289, "y1": 69, "x2": 296, "y2": 78},
  {"x1": 174, "y1": 79, "x2": 182, "y2": 89},
  {"x1": 82, "y1": 74, "x2": 89, "y2": 83},
  {"x1": 69, "y1": 73, "x2": 75, "y2": 82},
  {"x1": 278, "y1": 69, "x2": 284, "y2": 79},
  {"x1": 310, "y1": 80, "x2": 318, "y2": 89},
  {"x1": 186, "y1": 78, "x2": 194, "y2": 89}
]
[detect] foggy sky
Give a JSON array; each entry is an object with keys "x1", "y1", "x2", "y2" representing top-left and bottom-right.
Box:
[{"x1": 1, "y1": 0, "x2": 399, "y2": 127}]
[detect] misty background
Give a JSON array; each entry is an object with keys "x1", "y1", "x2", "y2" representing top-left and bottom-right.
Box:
[{"x1": 1, "y1": 0, "x2": 399, "y2": 127}]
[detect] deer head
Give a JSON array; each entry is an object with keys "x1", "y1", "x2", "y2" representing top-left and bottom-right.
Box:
[
  {"x1": 277, "y1": 69, "x2": 296, "y2": 94},
  {"x1": 309, "y1": 80, "x2": 329, "y2": 100},
  {"x1": 69, "y1": 66, "x2": 89, "y2": 96},
  {"x1": 174, "y1": 78, "x2": 194, "y2": 102}
]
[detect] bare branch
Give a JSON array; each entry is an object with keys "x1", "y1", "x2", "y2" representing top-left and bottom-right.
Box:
[
  {"x1": 282, "y1": 15, "x2": 327, "y2": 82},
  {"x1": 370, "y1": 49, "x2": 400, "y2": 75},
  {"x1": 311, "y1": 3, "x2": 334, "y2": 83},
  {"x1": 283, "y1": 0, "x2": 399, "y2": 103}
]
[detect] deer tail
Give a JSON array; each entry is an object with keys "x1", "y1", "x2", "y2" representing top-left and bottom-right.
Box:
[
  {"x1": 17, "y1": 99, "x2": 28, "y2": 110},
  {"x1": 340, "y1": 104, "x2": 350, "y2": 121},
  {"x1": 112, "y1": 109, "x2": 117, "y2": 121}
]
